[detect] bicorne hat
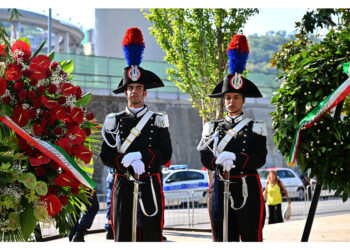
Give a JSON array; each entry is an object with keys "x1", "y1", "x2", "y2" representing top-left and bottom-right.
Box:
[
  {"x1": 208, "y1": 34, "x2": 262, "y2": 98},
  {"x1": 113, "y1": 27, "x2": 164, "y2": 94}
]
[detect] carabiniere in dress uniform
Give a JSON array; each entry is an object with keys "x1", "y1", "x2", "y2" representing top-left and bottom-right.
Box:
[
  {"x1": 197, "y1": 34, "x2": 267, "y2": 242},
  {"x1": 100, "y1": 27, "x2": 172, "y2": 242}
]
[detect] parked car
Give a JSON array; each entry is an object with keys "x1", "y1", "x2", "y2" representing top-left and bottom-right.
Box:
[
  {"x1": 162, "y1": 169, "x2": 209, "y2": 206},
  {"x1": 258, "y1": 167, "x2": 305, "y2": 200}
]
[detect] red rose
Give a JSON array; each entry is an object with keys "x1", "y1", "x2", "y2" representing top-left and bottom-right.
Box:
[
  {"x1": 13, "y1": 81, "x2": 24, "y2": 93},
  {"x1": 37, "y1": 85, "x2": 45, "y2": 94},
  {"x1": 48, "y1": 84, "x2": 57, "y2": 94},
  {"x1": 41, "y1": 110, "x2": 49, "y2": 119},
  {"x1": 48, "y1": 186, "x2": 57, "y2": 195},
  {"x1": 29, "y1": 109, "x2": 37, "y2": 119},
  {"x1": 58, "y1": 195, "x2": 69, "y2": 206},
  {"x1": 18, "y1": 89, "x2": 27, "y2": 99},
  {"x1": 2, "y1": 96, "x2": 11, "y2": 104},
  {"x1": 5, "y1": 64, "x2": 22, "y2": 81},
  {"x1": 35, "y1": 167, "x2": 46, "y2": 177},
  {"x1": 54, "y1": 127, "x2": 63, "y2": 135},
  {"x1": 31, "y1": 55, "x2": 51, "y2": 69},
  {"x1": 33, "y1": 123, "x2": 43, "y2": 136},
  {"x1": 29, "y1": 79, "x2": 38, "y2": 86},
  {"x1": 86, "y1": 112, "x2": 94, "y2": 121},
  {"x1": 51, "y1": 162, "x2": 60, "y2": 171},
  {"x1": 22, "y1": 69, "x2": 31, "y2": 77},
  {"x1": 60, "y1": 83, "x2": 76, "y2": 96},
  {"x1": 66, "y1": 126, "x2": 86, "y2": 144},
  {"x1": 27, "y1": 90, "x2": 36, "y2": 101},
  {"x1": 75, "y1": 86, "x2": 82, "y2": 99},
  {"x1": 46, "y1": 68, "x2": 52, "y2": 78},
  {"x1": 11, "y1": 40, "x2": 31, "y2": 63},
  {"x1": 51, "y1": 61, "x2": 59, "y2": 70},
  {"x1": 57, "y1": 96, "x2": 66, "y2": 105},
  {"x1": 32, "y1": 98, "x2": 42, "y2": 108},
  {"x1": 29, "y1": 63, "x2": 47, "y2": 81},
  {"x1": 71, "y1": 187, "x2": 80, "y2": 195},
  {"x1": 39, "y1": 194, "x2": 62, "y2": 217},
  {"x1": 0, "y1": 78, "x2": 7, "y2": 96}
]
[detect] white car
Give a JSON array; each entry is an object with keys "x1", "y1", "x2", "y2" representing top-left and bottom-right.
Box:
[
  {"x1": 162, "y1": 169, "x2": 209, "y2": 206},
  {"x1": 258, "y1": 167, "x2": 305, "y2": 200}
]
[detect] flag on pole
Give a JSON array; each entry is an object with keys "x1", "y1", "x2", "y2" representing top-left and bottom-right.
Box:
[
  {"x1": 0, "y1": 115, "x2": 96, "y2": 189},
  {"x1": 288, "y1": 62, "x2": 350, "y2": 166}
]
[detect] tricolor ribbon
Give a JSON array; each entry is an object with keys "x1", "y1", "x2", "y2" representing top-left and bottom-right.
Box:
[
  {"x1": 0, "y1": 115, "x2": 96, "y2": 189},
  {"x1": 288, "y1": 62, "x2": 350, "y2": 166}
]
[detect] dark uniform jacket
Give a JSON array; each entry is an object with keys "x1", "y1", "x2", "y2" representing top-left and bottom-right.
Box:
[
  {"x1": 100, "y1": 105, "x2": 172, "y2": 242},
  {"x1": 199, "y1": 113, "x2": 267, "y2": 242}
]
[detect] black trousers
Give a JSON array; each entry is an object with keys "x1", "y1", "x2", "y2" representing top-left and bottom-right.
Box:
[
  {"x1": 111, "y1": 174, "x2": 164, "y2": 242},
  {"x1": 208, "y1": 174, "x2": 265, "y2": 242},
  {"x1": 268, "y1": 204, "x2": 283, "y2": 224}
]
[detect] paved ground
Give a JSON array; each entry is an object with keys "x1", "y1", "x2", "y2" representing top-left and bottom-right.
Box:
[{"x1": 49, "y1": 212, "x2": 350, "y2": 242}]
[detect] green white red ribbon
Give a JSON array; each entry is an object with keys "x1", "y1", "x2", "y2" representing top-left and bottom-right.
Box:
[
  {"x1": 0, "y1": 115, "x2": 96, "y2": 189},
  {"x1": 288, "y1": 62, "x2": 350, "y2": 166}
]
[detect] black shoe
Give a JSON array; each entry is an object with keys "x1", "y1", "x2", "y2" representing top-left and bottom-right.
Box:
[
  {"x1": 106, "y1": 230, "x2": 114, "y2": 240},
  {"x1": 72, "y1": 231, "x2": 85, "y2": 242}
]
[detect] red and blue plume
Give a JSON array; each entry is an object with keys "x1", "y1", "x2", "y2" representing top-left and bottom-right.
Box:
[
  {"x1": 122, "y1": 27, "x2": 145, "y2": 66},
  {"x1": 226, "y1": 34, "x2": 249, "y2": 75}
]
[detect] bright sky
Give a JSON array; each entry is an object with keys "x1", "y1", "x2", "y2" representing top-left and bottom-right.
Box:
[{"x1": 19, "y1": 7, "x2": 310, "y2": 36}]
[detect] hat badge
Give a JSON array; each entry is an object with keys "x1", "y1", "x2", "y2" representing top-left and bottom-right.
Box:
[
  {"x1": 128, "y1": 65, "x2": 141, "y2": 81},
  {"x1": 230, "y1": 73, "x2": 243, "y2": 89}
]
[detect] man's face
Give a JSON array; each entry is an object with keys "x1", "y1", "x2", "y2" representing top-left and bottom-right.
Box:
[
  {"x1": 124, "y1": 83, "x2": 147, "y2": 108},
  {"x1": 224, "y1": 92, "x2": 245, "y2": 115}
]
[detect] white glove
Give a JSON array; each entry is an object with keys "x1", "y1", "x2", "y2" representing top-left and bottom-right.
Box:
[
  {"x1": 131, "y1": 159, "x2": 145, "y2": 175},
  {"x1": 215, "y1": 151, "x2": 236, "y2": 165},
  {"x1": 121, "y1": 152, "x2": 142, "y2": 168},
  {"x1": 222, "y1": 159, "x2": 235, "y2": 172}
]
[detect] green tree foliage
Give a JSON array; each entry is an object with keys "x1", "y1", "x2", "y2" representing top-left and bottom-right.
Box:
[
  {"x1": 271, "y1": 9, "x2": 350, "y2": 201},
  {"x1": 247, "y1": 32, "x2": 294, "y2": 74},
  {"x1": 143, "y1": 8, "x2": 259, "y2": 123}
]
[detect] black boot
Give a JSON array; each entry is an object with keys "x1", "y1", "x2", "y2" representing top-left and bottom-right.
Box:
[
  {"x1": 106, "y1": 229, "x2": 114, "y2": 240},
  {"x1": 72, "y1": 230, "x2": 86, "y2": 242}
]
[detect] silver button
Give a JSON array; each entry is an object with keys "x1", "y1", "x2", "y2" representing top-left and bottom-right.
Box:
[
  {"x1": 150, "y1": 130, "x2": 154, "y2": 133},
  {"x1": 120, "y1": 125, "x2": 122, "y2": 127},
  {"x1": 149, "y1": 137, "x2": 152, "y2": 140},
  {"x1": 148, "y1": 145, "x2": 151, "y2": 147},
  {"x1": 151, "y1": 124, "x2": 154, "y2": 126},
  {"x1": 242, "y1": 148, "x2": 245, "y2": 151},
  {"x1": 243, "y1": 140, "x2": 246, "y2": 143},
  {"x1": 120, "y1": 131, "x2": 123, "y2": 134},
  {"x1": 244, "y1": 134, "x2": 247, "y2": 137}
]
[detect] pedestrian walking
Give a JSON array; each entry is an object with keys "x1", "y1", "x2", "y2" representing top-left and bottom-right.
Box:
[{"x1": 263, "y1": 170, "x2": 291, "y2": 224}]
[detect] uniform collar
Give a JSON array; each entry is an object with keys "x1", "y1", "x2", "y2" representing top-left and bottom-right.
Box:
[
  {"x1": 225, "y1": 113, "x2": 245, "y2": 124},
  {"x1": 125, "y1": 105, "x2": 148, "y2": 118}
]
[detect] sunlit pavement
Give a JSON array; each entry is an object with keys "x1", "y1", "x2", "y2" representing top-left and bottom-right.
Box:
[{"x1": 48, "y1": 212, "x2": 350, "y2": 242}]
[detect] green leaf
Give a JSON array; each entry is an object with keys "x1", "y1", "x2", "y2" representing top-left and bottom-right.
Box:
[
  {"x1": 0, "y1": 174, "x2": 11, "y2": 185},
  {"x1": 48, "y1": 50, "x2": 55, "y2": 61},
  {"x1": 20, "y1": 201, "x2": 37, "y2": 241},
  {"x1": 75, "y1": 93, "x2": 92, "y2": 107},
  {"x1": 59, "y1": 60, "x2": 74, "y2": 74},
  {"x1": 342, "y1": 190, "x2": 348, "y2": 202},
  {"x1": 31, "y1": 39, "x2": 47, "y2": 59},
  {"x1": 17, "y1": 37, "x2": 31, "y2": 47}
]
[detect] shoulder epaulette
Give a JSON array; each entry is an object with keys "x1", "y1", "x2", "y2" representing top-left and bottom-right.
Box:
[
  {"x1": 104, "y1": 111, "x2": 124, "y2": 131},
  {"x1": 154, "y1": 111, "x2": 169, "y2": 128},
  {"x1": 202, "y1": 120, "x2": 221, "y2": 138},
  {"x1": 252, "y1": 120, "x2": 267, "y2": 136}
]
